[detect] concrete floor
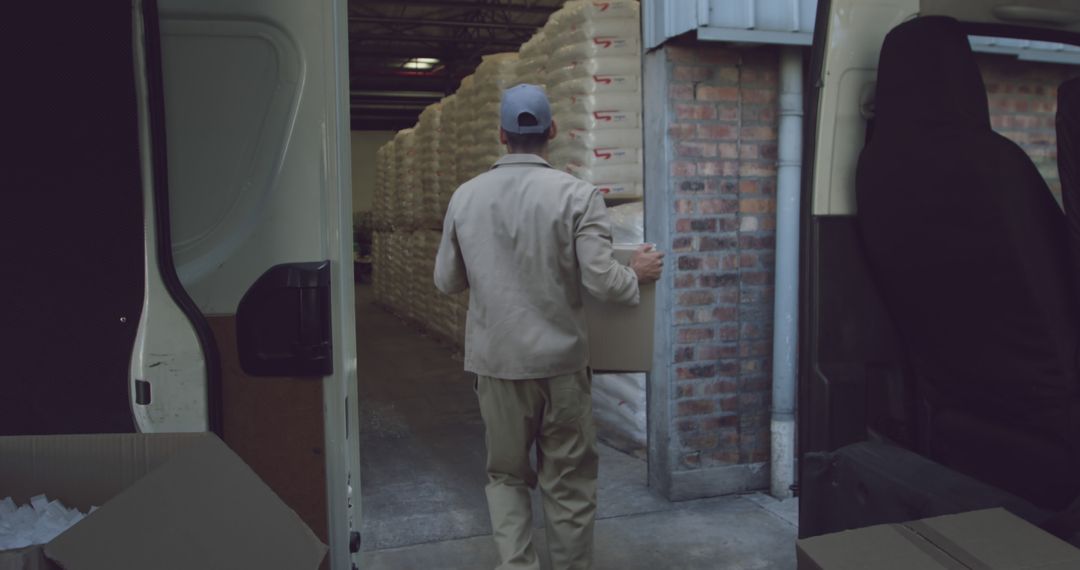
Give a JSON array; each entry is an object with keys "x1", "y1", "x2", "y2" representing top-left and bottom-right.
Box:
[{"x1": 355, "y1": 284, "x2": 797, "y2": 569}]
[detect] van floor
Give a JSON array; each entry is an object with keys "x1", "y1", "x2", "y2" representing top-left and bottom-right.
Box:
[{"x1": 354, "y1": 283, "x2": 797, "y2": 569}]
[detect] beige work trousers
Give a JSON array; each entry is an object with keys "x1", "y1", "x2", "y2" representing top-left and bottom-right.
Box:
[{"x1": 475, "y1": 368, "x2": 598, "y2": 570}]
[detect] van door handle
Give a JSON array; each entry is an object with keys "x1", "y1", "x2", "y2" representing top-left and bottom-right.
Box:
[{"x1": 237, "y1": 261, "x2": 333, "y2": 377}]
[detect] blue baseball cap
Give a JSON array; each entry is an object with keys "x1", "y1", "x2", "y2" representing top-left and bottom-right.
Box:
[{"x1": 500, "y1": 84, "x2": 552, "y2": 134}]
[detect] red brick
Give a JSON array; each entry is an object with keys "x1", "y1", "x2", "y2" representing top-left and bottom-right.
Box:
[
  {"x1": 677, "y1": 364, "x2": 717, "y2": 380},
  {"x1": 704, "y1": 379, "x2": 738, "y2": 395},
  {"x1": 665, "y1": 45, "x2": 702, "y2": 63},
  {"x1": 674, "y1": 273, "x2": 695, "y2": 288},
  {"x1": 740, "y1": 322, "x2": 767, "y2": 339},
  {"x1": 672, "y1": 236, "x2": 694, "y2": 252},
  {"x1": 703, "y1": 414, "x2": 740, "y2": 429},
  {"x1": 740, "y1": 359, "x2": 766, "y2": 375},
  {"x1": 739, "y1": 180, "x2": 760, "y2": 195},
  {"x1": 672, "y1": 65, "x2": 714, "y2": 82},
  {"x1": 718, "y1": 143, "x2": 739, "y2": 159},
  {"x1": 699, "y1": 273, "x2": 738, "y2": 287},
  {"x1": 718, "y1": 106, "x2": 739, "y2": 121},
  {"x1": 677, "y1": 418, "x2": 699, "y2": 433},
  {"x1": 713, "y1": 306, "x2": 737, "y2": 321},
  {"x1": 676, "y1": 384, "x2": 697, "y2": 399},
  {"x1": 671, "y1": 161, "x2": 697, "y2": 177},
  {"x1": 697, "y1": 124, "x2": 736, "y2": 139},
  {"x1": 677, "y1": 256, "x2": 701, "y2": 271},
  {"x1": 699, "y1": 199, "x2": 738, "y2": 214},
  {"x1": 678, "y1": 327, "x2": 714, "y2": 343},
  {"x1": 675, "y1": 103, "x2": 717, "y2": 121},
  {"x1": 718, "y1": 325, "x2": 739, "y2": 341},
  {"x1": 740, "y1": 199, "x2": 774, "y2": 214},
  {"x1": 696, "y1": 85, "x2": 739, "y2": 102},
  {"x1": 679, "y1": 180, "x2": 707, "y2": 192},
  {"x1": 677, "y1": 142, "x2": 718, "y2": 158},
  {"x1": 690, "y1": 218, "x2": 717, "y2": 232},
  {"x1": 742, "y1": 271, "x2": 772, "y2": 285},
  {"x1": 677, "y1": 398, "x2": 717, "y2": 416},
  {"x1": 699, "y1": 49, "x2": 739, "y2": 65},
  {"x1": 741, "y1": 88, "x2": 776, "y2": 104},
  {"x1": 740, "y1": 375, "x2": 771, "y2": 392},
  {"x1": 681, "y1": 433, "x2": 720, "y2": 450},
  {"x1": 720, "y1": 396, "x2": 739, "y2": 412},
  {"x1": 674, "y1": 346, "x2": 695, "y2": 363},
  {"x1": 669, "y1": 82, "x2": 695, "y2": 101},
  {"x1": 742, "y1": 105, "x2": 777, "y2": 123},
  {"x1": 740, "y1": 67, "x2": 778, "y2": 85},
  {"x1": 699, "y1": 344, "x2": 738, "y2": 359},
  {"x1": 699, "y1": 161, "x2": 738, "y2": 177},
  {"x1": 699, "y1": 236, "x2": 738, "y2": 251},
  {"x1": 740, "y1": 126, "x2": 777, "y2": 140},
  {"x1": 740, "y1": 235, "x2": 776, "y2": 249},
  {"x1": 668, "y1": 123, "x2": 697, "y2": 140},
  {"x1": 675, "y1": 199, "x2": 695, "y2": 214},
  {"x1": 678, "y1": 290, "x2": 715, "y2": 306}
]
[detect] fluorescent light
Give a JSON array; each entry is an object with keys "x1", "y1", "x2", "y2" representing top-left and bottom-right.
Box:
[{"x1": 401, "y1": 57, "x2": 440, "y2": 70}]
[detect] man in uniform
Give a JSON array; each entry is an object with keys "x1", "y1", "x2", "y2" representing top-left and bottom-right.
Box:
[{"x1": 434, "y1": 83, "x2": 663, "y2": 570}]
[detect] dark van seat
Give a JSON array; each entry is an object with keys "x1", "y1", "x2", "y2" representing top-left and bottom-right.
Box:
[{"x1": 855, "y1": 16, "x2": 1080, "y2": 509}]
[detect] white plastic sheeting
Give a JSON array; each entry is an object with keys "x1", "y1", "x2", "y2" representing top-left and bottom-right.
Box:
[
  {"x1": 592, "y1": 372, "x2": 647, "y2": 451},
  {"x1": 0, "y1": 495, "x2": 93, "y2": 551}
]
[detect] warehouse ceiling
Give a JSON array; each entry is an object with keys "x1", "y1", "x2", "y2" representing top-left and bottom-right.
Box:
[{"x1": 349, "y1": 0, "x2": 564, "y2": 131}]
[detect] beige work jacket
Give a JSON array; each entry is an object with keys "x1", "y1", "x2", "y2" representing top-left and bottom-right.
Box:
[{"x1": 434, "y1": 153, "x2": 640, "y2": 380}]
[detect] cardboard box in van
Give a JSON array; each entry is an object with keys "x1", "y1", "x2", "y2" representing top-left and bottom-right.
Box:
[
  {"x1": 0, "y1": 433, "x2": 326, "y2": 570},
  {"x1": 796, "y1": 508, "x2": 1080, "y2": 569}
]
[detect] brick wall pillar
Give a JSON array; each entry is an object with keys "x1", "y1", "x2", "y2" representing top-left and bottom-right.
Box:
[{"x1": 645, "y1": 41, "x2": 783, "y2": 500}]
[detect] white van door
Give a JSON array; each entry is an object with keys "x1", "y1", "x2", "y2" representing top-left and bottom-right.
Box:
[{"x1": 155, "y1": 0, "x2": 359, "y2": 567}]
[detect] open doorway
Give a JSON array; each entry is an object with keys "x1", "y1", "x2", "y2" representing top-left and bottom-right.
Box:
[{"x1": 349, "y1": 0, "x2": 659, "y2": 559}]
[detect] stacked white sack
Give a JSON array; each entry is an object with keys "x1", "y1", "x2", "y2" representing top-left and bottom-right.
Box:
[
  {"x1": 515, "y1": 30, "x2": 552, "y2": 91},
  {"x1": 371, "y1": 230, "x2": 385, "y2": 304},
  {"x1": 454, "y1": 74, "x2": 480, "y2": 185},
  {"x1": 410, "y1": 230, "x2": 434, "y2": 330},
  {"x1": 392, "y1": 129, "x2": 418, "y2": 230},
  {"x1": 467, "y1": 53, "x2": 519, "y2": 176},
  {"x1": 591, "y1": 373, "x2": 647, "y2": 450},
  {"x1": 374, "y1": 140, "x2": 395, "y2": 232},
  {"x1": 438, "y1": 94, "x2": 460, "y2": 218},
  {"x1": 546, "y1": 1, "x2": 643, "y2": 199},
  {"x1": 417, "y1": 103, "x2": 444, "y2": 229},
  {"x1": 372, "y1": 139, "x2": 395, "y2": 306},
  {"x1": 0, "y1": 495, "x2": 93, "y2": 551}
]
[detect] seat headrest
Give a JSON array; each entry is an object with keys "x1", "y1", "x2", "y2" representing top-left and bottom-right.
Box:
[{"x1": 875, "y1": 16, "x2": 990, "y2": 130}]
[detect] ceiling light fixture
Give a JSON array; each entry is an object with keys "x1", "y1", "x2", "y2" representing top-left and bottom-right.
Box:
[{"x1": 402, "y1": 57, "x2": 440, "y2": 70}]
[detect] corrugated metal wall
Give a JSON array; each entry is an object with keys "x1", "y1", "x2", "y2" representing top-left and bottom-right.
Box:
[
  {"x1": 643, "y1": 0, "x2": 817, "y2": 49},
  {"x1": 644, "y1": 0, "x2": 1080, "y2": 64}
]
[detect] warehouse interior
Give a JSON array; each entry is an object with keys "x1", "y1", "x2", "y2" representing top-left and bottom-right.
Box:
[{"x1": 348, "y1": 0, "x2": 677, "y2": 560}]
